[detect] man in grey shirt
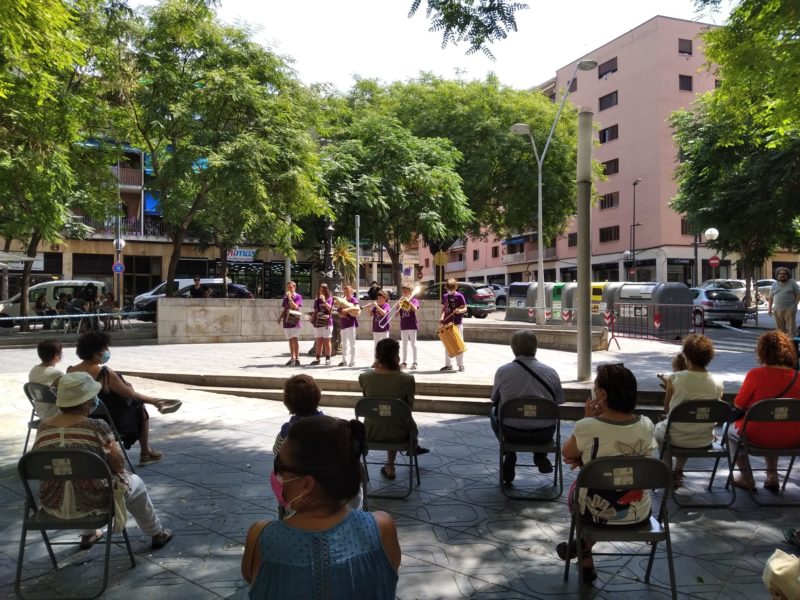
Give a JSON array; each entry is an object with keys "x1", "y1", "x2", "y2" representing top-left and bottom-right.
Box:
[
  {"x1": 769, "y1": 267, "x2": 800, "y2": 337},
  {"x1": 490, "y1": 330, "x2": 565, "y2": 483}
]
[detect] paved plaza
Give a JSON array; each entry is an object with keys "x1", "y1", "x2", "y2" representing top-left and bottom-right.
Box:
[{"x1": 0, "y1": 328, "x2": 794, "y2": 599}]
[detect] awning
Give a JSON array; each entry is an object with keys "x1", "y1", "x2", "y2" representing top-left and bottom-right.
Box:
[
  {"x1": 503, "y1": 236, "x2": 525, "y2": 245},
  {"x1": 0, "y1": 251, "x2": 34, "y2": 262}
]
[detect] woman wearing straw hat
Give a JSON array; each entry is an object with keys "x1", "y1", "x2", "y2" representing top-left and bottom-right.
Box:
[{"x1": 32, "y1": 372, "x2": 173, "y2": 550}]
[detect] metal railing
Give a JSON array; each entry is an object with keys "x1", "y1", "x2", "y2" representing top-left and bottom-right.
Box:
[
  {"x1": 444, "y1": 260, "x2": 466, "y2": 272},
  {"x1": 110, "y1": 166, "x2": 143, "y2": 187},
  {"x1": 0, "y1": 311, "x2": 155, "y2": 331},
  {"x1": 608, "y1": 302, "x2": 700, "y2": 348},
  {"x1": 70, "y1": 216, "x2": 166, "y2": 238}
]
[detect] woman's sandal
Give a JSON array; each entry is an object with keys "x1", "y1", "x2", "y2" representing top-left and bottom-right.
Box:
[
  {"x1": 732, "y1": 476, "x2": 756, "y2": 491},
  {"x1": 140, "y1": 449, "x2": 163, "y2": 466},
  {"x1": 380, "y1": 465, "x2": 396, "y2": 480},
  {"x1": 151, "y1": 528, "x2": 173, "y2": 550},
  {"x1": 79, "y1": 529, "x2": 104, "y2": 550},
  {"x1": 672, "y1": 469, "x2": 684, "y2": 488},
  {"x1": 764, "y1": 476, "x2": 781, "y2": 493}
]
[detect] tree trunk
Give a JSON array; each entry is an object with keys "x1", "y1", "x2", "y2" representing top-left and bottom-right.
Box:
[
  {"x1": 219, "y1": 244, "x2": 229, "y2": 293},
  {"x1": 19, "y1": 232, "x2": 42, "y2": 332},
  {"x1": 1, "y1": 238, "x2": 11, "y2": 301},
  {"x1": 165, "y1": 228, "x2": 186, "y2": 297},
  {"x1": 385, "y1": 242, "x2": 403, "y2": 288}
]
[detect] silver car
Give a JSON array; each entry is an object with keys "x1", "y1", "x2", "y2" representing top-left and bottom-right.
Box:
[{"x1": 691, "y1": 288, "x2": 746, "y2": 328}]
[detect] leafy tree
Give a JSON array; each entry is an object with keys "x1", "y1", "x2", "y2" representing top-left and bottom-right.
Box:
[
  {"x1": 408, "y1": 0, "x2": 528, "y2": 57},
  {"x1": 323, "y1": 113, "x2": 472, "y2": 286},
  {"x1": 332, "y1": 237, "x2": 357, "y2": 286},
  {"x1": 116, "y1": 0, "x2": 324, "y2": 294}
]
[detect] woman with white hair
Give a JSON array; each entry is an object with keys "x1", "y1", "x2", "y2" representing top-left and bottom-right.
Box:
[{"x1": 32, "y1": 372, "x2": 173, "y2": 550}]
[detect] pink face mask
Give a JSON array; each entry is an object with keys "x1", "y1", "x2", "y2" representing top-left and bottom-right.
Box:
[{"x1": 270, "y1": 471, "x2": 303, "y2": 509}]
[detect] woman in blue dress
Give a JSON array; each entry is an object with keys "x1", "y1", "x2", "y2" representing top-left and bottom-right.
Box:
[{"x1": 242, "y1": 415, "x2": 400, "y2": 599}]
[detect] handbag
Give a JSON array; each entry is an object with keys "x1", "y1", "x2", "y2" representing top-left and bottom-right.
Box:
[
  {"x1": 763, "y1": 548, "x2": 800, "y2": 599},
  {"x1": 112, "y1": 479, "x2": 127, "y2": 533}
]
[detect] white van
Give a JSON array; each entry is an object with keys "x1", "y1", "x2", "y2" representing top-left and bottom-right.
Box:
[
  {"x1": 133, "y1": 278, "x2": 226, "y2": 305},
  {"x1": 0, "y1": 280, "x2": 106, "y2": 326}
]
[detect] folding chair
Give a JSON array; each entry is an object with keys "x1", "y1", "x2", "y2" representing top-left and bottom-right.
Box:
[
  {"x1": 64, "y1": 307, "x2": 86, "y2": 334},
  {"x1": 659, "y1": 399, "x2": 735, "y2": 507},
  {"x1": 563, "y1": 456, "x2": 677, "y2": 598},
  {"x1": 355, "y1": 397, "x2": 420, "y2": 499},
  {"x1": 93, "y1": 399, "x2": 136, "y2": 474},
  {"x1": 728, "y1": 398, "x2": 800, "y2": 506},
  {"x1": 15, "y1": 448, "x2": 136, "y2": 600},
  {"x1": 497, "y1": 396, "x2": 562, "y2": 500},
  {"x1": 22, "y1": 383, "x2": 58, "y2": 454}
]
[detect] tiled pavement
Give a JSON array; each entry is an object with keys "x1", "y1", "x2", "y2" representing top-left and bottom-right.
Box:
[{"x1": 0, "y1": 331, "x2": 794, "y2": 599}]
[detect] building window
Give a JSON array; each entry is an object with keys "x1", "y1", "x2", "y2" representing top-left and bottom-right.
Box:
[
  {"x1": 598, "y1": 91, "x2": 618, "y2": 111},
  {"x1": 599, "y1": 124, "x2": 618, "y2": 144},
  {"x1": 472, "y1": 249, "x2": 479, "y2": 261},
  {"x1": 598, "y1": 57, "x2": 618, "y2": 78},
  {"x1": 680, "y1": 218, "x2": 693, "y2": 236},
  {"x1": 568, "y1": 77, "x2": 577, "y2": 93},
  {"x1": 600, "y1": 192, "x2": 619, "y2": 210},
  {"x1": 424, "y1": 258, "x2": 430, "y2": 268},
  {"x1": 678, "y1": 38, "x2": 693, "y2": 55},
  {"x1": 567, "y1": 233, "x2": 578, "y2": 247},
  {"x1": 601, "y1": 158, "x2": 619, "y2": 175},
  {"x1": 599, "y1": 226, "x2": 620, "y2": 243},
  {"x1": 679, "y1": 75, "x2": 693, "y2": 91},
  {"x1": 491, "y1": 245, "x2": 499, "y2": 258},
  {"x1": 715, "y1": 79, "x2": 722, "y2": 89}
]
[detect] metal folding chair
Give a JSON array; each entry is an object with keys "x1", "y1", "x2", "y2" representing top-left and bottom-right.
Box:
[
  {"x1": 563, "y1": 456, "x2": 677, "y2": 599},
  {"x1": 15, "y1": 448, "x2": 136, "y2": 600},
  {"x1": 22, "y1": 383, "x2": 58, "y2": 454},
  {"x1": 728, "y1": 398, "x2": 800, "y2": 506},
  {"x1": 355, "y1": 397, "x2": 420, "y2": 499},
  {"x1": 497, "y1": 396, "x2": 562, "y2": 500},
  {"x1": 659, "y1": 399, "x2": 735, "y2": 507},
  {"x1": 93, "y1": 399, "x2": 136, "y2": 474},
  {"x1": 64, "y1": 307, "x2": 86, "y2": 334}
]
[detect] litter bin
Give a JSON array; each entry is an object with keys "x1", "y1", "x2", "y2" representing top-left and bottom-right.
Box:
[
  {"x1": 612, "y1": 282, "x2": 693, "y2": 338},
  {"x1": 561, "y1": 282, "x2": 609, "y2": 326},
  {"x1": 505, "y1": 282, "x2": 535, "y2": 323},
  {"x1": 595, "y1": 282, "x2": 625, "y2": 328},
  {"x1": 561, "y1": 282, "x2": 579, "y2": 326},
  {"x1": 547, "y1": 282, "x2": 566, "y2": 324}
]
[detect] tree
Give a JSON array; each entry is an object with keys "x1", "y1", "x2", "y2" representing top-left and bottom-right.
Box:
[
  {"x1": 408, "y1": 0, "x2": 528, "y2": 58},
  {"x1": 116, "y1": 0, "x2": 324, "y2": 294},
  {"x1": 322, "y1": 113, "x2": 472, "y2": 286},
  {"x1": 332, "y1": 237, "x2": 357, "y2": 286}
]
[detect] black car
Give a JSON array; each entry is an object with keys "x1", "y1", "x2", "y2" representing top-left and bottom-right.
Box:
[
  {"x1": 134, "y1": 282, "x2": 254, "y2": 322},
  {"x1": 422, "y1": 282, "x2": 496, "y2": 318}
]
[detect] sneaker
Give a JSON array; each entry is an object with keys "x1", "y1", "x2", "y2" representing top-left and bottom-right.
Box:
[
  {"x1": 140, "y1": 450, "x2": 163, "y2": 466},
  {"x1": 414, "y1": 445, "x2": 430, "y2": 455},
  {"x1": 309, "y1": 358, "x2": 320, "y2": 366},
  {"x1": 348, "y1": 362, "x2": 355, "y2": 367},
  {"x1": 458, "y1": 366, "x2": 465, "y2": 372},
  {"x1": 284, "y1": 358, "x2": 294, "y2": 366},
  {"x1": 440, "y1": 365, "x2": 454, "y2": 371},
  {"x1": 338, "y1": 360, "x2": 347, "y2": 366},
  {"x1": 293, "y1": 359, "x2": 301, "y2": 366},
  {"x1": 411, "y1": 363, "x2": 417, "y2": 370},
  {"x1": 400, "y1": 362, "x2": 407, "y2": 369},
  {"x1": 502, "y1": 452, "x2": 517, "y2": 484},
  {"x1": 325, "y1": 357, "x2": 330, "y2": 365},
  {"x1": 151, "y1": 528, "x2": 173, "y2": 550},
  {"x1": 534, "y1": 453, "x2": 553, "y2": 474}
]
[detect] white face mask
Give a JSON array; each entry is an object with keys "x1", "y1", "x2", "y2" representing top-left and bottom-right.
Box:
[{"x1": 591, "y1": 386, "x2": 597, "y2": 402}]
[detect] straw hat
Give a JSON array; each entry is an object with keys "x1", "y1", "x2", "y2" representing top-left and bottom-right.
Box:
[{"x1": 57, "y1": 372, "x2": 102, "y2": 408}]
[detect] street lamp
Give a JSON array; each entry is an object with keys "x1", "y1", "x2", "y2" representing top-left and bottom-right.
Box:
[
  {"x1": 704, "y1": 227, "x2": 719, "y2": 279},
  {"x1": 510, "y1": 58, "x2": 597, "y2": 324},
  {"x1": 692, "y1": 226, "x2": 719, "y2": 285},
  {"x1": 631, "y1": 178, "x2": 642, "y2": 281}
]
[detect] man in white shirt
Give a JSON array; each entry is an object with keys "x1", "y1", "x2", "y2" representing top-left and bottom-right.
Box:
[
  {"x1": 28, "y1": 339, "x2": 64, "y2": 419},
  {"x1": 490, "y1": 330, "x2": 565, "y2": 483}
]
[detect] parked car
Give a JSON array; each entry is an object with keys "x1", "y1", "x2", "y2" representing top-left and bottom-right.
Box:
[
  {"x1": 0, "y1": 280, "x2": 106, "y2": 327},
  {"x1": 490, "y1": 284, "x2": 507, "y2": 309},
  {"x1": 757, "y1": 278, "x2": 776, "y2": 302},
  {"x1": 422, "y1": 282, "x2": 496, "y2": 318},
  {"x1": 134, "y1": 282, "x2": 254, "y2": 322},
  {"x1": 690, "y1": 287, "x2": 746, "y2": 328},
  {"x1": 698, "y1": 279, "x2": 747, "y2": 300},
  {"x1": 133, "y1": 278, "x2": 212, "y2": 305}
]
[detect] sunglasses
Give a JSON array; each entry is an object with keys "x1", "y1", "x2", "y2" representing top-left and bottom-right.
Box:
[{"x1": 273, "y1": 453, "x2": 314, "y2": 476}]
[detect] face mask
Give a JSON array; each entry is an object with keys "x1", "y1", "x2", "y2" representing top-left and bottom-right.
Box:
[
  {"x1": 270, "y1": 471, "x2": 304, "y2": 509},
  {"x1": 89, "y1": 396, "x2": 100, "y2": 413},
  {"x1": 100, "y1": 350, "x2": 111, "y2": 364},
  {"x1": 590, "y1": 386, "x2": 597, "y2": 402}
]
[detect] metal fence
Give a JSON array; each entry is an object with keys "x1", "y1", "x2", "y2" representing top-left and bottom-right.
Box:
[
  {"x1": 608, "y1": 302, "x2": 701, "y2": 348},
  {"x1": 0, "y1": 311, "x2": 154, "y2": 333}
]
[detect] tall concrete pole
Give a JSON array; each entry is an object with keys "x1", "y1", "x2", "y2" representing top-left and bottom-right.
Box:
[{"x1": 576, "y1": 110, "x2": 593, "y2": 381}]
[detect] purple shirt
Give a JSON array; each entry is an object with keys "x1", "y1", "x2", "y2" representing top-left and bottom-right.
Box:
[
  {"x1": 282, "y1": 293, "x2": 302, "y2": 329},
  {"x1": 339, "y1": 295, "x2": 360, "y2": 329},
  {"x1": 313, "y1": 296, "x2": 334, "y2": 327},
  {"x1": 399, "y1": 298, "x2": 420, "y2": 331},
  {"x1": 371, "y1": 302, "x2": 391, "y2": 333},
  {"x1": 442, "y1": 291, "x2": 466, "y2": 325}
]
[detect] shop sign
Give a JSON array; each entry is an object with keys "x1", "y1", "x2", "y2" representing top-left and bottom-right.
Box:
[
  {"x1": 7, "y1": 253, "x2": 44, "y2": 271},
  {"x1": 227, "y1": 247, "x2": 257, "y2": 263}
]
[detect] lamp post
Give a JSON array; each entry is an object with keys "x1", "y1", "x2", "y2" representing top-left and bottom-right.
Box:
[
  {"x1": 511, "y1": 59, "x2": 597, "y2": 325},
  {"x1": 704, "y1": 227, "x2": 719, "y2": 279},
  {"x1": 693, "y1": 227, "x2": 719, "y2": 285},
  {"x1": 631, "y1": 178, "x2": 642, "y2": 282}
]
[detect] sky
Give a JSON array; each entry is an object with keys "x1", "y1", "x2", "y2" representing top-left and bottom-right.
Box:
[{"x1": 199, "y1": 0, "x2": 735, "y2": 92}]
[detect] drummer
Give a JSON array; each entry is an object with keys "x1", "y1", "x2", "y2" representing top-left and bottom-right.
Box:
[
  {"x1": 278, "y1": 281, "x2": 302, "y2": 366},
  {"x1": 310, "y1": 283, "x2": 334, "y2": 366},
  {"x1": 440, "y1": 278, "x2": 467, "y2": 372},
  {"x1": 399, "y1": 284, "x2": 420, "y2": 370},
  {"x1": 369, "y1": 290, "x2": 391, "y2": 351},
  {"x1": 338, "y1": 284, "x2": 360, "y2": 368}
]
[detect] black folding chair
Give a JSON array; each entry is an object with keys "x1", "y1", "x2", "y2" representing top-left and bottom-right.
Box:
[
  {"x1": 15, "y1": 449, "x2": 136, "y2": 600},
  {"x1": 22, "y1": 383, "x2": 58, "y2": 454},
  {"x1": 64, "y1": 307, "x2": 86, "y2": 334},
  {"x1": 659, "y1": 399, "x2": 735, "y2": 507},
  {"x1": 497, "y1": 396, "x2": 562, "y2": 500},
  {"x1": 563, "y1": 456, "x2": 677, "y2": 599},
  {"x1": 727, "y1": 398, "x2": 800, "y2": 506},
  {"x1": 355, "y1": 397, "x2": 420, "y2": 500},
  {"x1": 93, "y1": 399, "x2": 136, "y2": 474}
]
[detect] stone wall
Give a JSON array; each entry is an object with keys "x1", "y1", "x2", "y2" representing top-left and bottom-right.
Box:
[{"x1": 157, "y1": 298, "x2": 608, "y2": 350}]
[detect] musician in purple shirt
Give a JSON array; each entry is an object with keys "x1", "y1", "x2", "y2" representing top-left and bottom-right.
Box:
[
  {"x1": 440, "y1": 278, "x2": 467, "y2": 372},
  {"x1": 399, "y1": 284, "x2": 420, "y2": 370},
  {"x1": 311, "y1": 283, "x2": 334, "y2": 366},
  {"x1": 338, "y1": 285, "x2": 360, "y2": 367},
  {"x1": 369, "y1": 290, "x2": 391, "y2": 352},
  {"x1": 278, "y1": 281, "x2": 303, "y2": 366}
]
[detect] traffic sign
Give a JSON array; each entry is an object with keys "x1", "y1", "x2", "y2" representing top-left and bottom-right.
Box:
[
  {"x1": 112, "y1": 262, "x2": 125, "y2": 274},
  {"x1": 709, "y1": 256, "x2": 720, "y2": 268}
]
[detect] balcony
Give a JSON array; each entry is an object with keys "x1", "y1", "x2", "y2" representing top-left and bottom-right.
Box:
[
  {"x1": 71, "y1": 216, "x2": 166, "y2": 239},
  {"x1": 111, "y1": 166, "x2": 143, "y2": 188},
  {"x1": 502, "y1": 248, "x2": 557, "y2": 265},
  {"x1": 444, "y1": 260, "x2": 466, "y2": 273},
  {"x1": 449, "y1": 238, "x2": 466, "y2": 250}
]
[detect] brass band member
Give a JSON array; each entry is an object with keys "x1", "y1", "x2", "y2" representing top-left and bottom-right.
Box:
[
  {"x1": 440, "y1": 279, "x2": 467, "y2": 372},
  {"x1": 338, "y1": 285, "x2": 360, "y2": 367},
  {"x1": 399, "y1": 285, "x2": 420, "y2": 370},
  {"x1": 310, "y1": 283, "x2": 334, "y2": 366},
  {"x1": 279, "y1": 281, "x2": 302, "y2": 366}
]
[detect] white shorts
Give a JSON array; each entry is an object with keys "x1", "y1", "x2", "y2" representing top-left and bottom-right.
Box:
[
  {"x1": 284, "y1": 328, "x2": 300, "y2": 340},
  {"x1": 314, "y1": 326, "x2": 333, "y2": 339}
]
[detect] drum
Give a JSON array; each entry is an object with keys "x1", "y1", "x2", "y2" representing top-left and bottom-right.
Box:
[
  {"x1": 314, "y1": 311, "x2": 331, "y2": 328},
  {"x1": 285, "y1": 310, "x2": 302, "y2": 326},
  {"x1": 437, "y1": 323, "x2": 466, "y2": 358}
]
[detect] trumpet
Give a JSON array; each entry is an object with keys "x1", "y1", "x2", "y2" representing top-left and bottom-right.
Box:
[{"x1": 378, "y1": 285, "x2": 421, "y2": 328}]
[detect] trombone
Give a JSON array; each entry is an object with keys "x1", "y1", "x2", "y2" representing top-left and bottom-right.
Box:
[{"x1": 378, "y1": 285, "x2": 421, "y2": 328}]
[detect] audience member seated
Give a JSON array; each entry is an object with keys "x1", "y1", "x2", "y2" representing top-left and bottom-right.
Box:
[
  {"x1": 653, "y1": 334, "x2": 723, "y2": 486},
  {"x1": 32, "y1": 372, "x2": 172, "y2": 550},
  {"x1": 490, "y1": 330, "x2": 565, "y2": 483},
  {"x1": 558, "y1": 364, "x2": 656, "y2": 583},
  {"x1": 68, "y1": 331, "x2": 178, "y2": 465},
  {"x1": 731, "y1": 331, "x2": 800, "y2": 491},
  {"x1": 358, "y1": 338, "x2": 428, "y2": 481},
  {"x1": 242, "y1": 416, "x2": 400, "y2": 598},
  {"x1": 55, "y1": 293, "x2": 69, "y2": 313},
  {"x1": 34, "y1": 295, "x2": 58, "y2": 329},
  {"x1": 98, "y1": 293, "x2": 117, "y2": 330},
  {"x1": 28, "y1": 339, "x2": 64, "y2": 420}
]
